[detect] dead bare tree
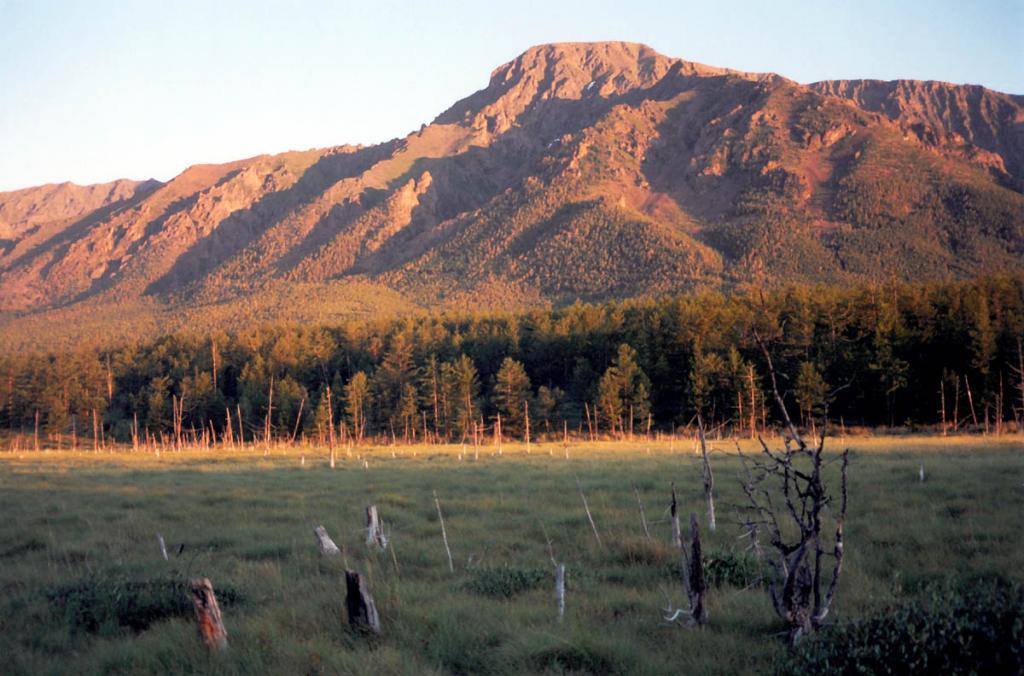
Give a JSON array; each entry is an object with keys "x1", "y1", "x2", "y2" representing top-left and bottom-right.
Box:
[
  {"x1": 665, "y1": 488, "x2": 707, "y2": 627},
  {"x1": 741, "y1": 334, "x2": 850, "y2": 645},
  {"x1": 685, "y1": 513, "x2": 707, "y2": 626},
  {"x1": 696, "y1": 414, "x2": 716, "y2": 532}
]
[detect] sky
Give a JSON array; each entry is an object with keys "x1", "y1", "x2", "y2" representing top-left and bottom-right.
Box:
[{"x1": 1, "y1": 0, "x2": 1021, "y2": 191}]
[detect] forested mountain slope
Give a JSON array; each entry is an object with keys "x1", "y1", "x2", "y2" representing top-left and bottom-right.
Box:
[{"x1": 2, "y1": 42, "x2": 1021, "y2": 350}]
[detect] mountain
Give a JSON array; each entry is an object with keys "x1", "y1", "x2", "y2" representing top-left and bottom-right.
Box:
[
  {"x1": 2, "y1": 42, "x2": 1022, "y2": 348},
  {"x1": 809, "y1": 79, "x2": 1024, "y2": 187}
]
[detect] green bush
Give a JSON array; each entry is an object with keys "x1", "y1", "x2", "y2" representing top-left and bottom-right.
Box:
[
  {"x1": 783, "y1": 579, "x2": 1024, "y2": 674},
  {"x1": 706, "y1": 549, "x2": 765, "y2": 588},
  {"x1": 47, "y1": 574, "x2": 241, "y2": 635},
  {"x1": 667, "y1": 548, "x2": 765, "y2": 588}
]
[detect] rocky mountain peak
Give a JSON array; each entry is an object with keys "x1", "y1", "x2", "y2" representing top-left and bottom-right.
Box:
[{"x1": 436, "y1": 41, "x2": 730, "y2": 135}]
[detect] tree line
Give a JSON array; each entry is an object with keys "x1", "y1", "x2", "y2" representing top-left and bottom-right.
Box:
[{"x1": 2, "y1": 275, "x2": 1022, "y2": 447}]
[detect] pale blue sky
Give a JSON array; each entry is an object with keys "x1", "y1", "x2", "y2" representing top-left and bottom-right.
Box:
[{"x1": 1, "y1": 0, "x2": 1021, "y2": 191}]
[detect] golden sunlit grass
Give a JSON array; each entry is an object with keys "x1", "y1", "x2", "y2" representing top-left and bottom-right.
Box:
[{"x1": 1, "y1": 434, "x2": 1021, "y2": 674}]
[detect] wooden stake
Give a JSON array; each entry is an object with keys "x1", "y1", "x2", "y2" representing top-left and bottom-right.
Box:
[
  {"x1": 940, "y1": 380, "x2": 947, "y2": 435},
  {"x1": 433, "y1": 490, "x2": 454, "y2": 573},
  {"x1": 953, "y1": 375, "x2": 961, "y2": 431},
  {"x1": 211, "y1": 337, "x2": 219, "y2": 391},
  {"x1": 748, "y1": 364, "x2": 758, "y2": 439},
  {"x1": 264, "y1": 376, "x2": 274, "y2": 455},
  {"x1": 157, "y1": 532, "x2": 168, "y2": 561},
  {"x1": 576, "y1": 477, "x2": 602, "y2": 547},
  {"x1": 495, "y1": 413, "x2": 502, "y2": 455},
  {"x1": 189, "y1": 578, "x2": 228, "y2": 650},
  {"x1": 634, "y1": 485, "x2": 651, "y2": 539},
  {"x1": 697, "y1": 415, "x2": 716, "y2": 532},
  {"x1": 997, "y1": 374, "x2": 1005, "y2": 436},
  {"x1": 555, "y1": 564, "x2": 566, "y2": 623},
  {"x1": 1017, "y1": 338, "x2": 1024, "y2": 429},
  {"x1": 236, "y1": 404, "x2": 244, "y2": 447},
  {"x1": 326, "y1": 385, "x2": 336, "y2": 468},
  {"x1": 524, "y1": 400, "x2": 531, "y2": 453}
]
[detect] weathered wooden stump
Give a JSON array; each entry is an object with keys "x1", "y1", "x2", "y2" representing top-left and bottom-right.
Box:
[
  {"x1": 189, "y1": 577, "x2": 228, "y2": 650},
  {"x1": 345, "y1": 570, "x2": 381, "y2": 635},
  {"x1": 314, "y1": 525, "x2": 341, "y2": 556},
  {"x1": 366, "y1": 505, "x2": 388, "y2": 549}
]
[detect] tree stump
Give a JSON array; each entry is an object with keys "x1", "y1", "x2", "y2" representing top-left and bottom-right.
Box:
[
  {"x1": 189, "y1": 577, "x2": 228, "y2": 650},
  {"x1": 314, "y1": 525, "x2": 341, "y2": 556},
  {"x1": 345, "y1": 570, "x2": 381, "y2": 635},
  {"x1": 366, "y1": 505, "x2": 388, "y2": 549}
]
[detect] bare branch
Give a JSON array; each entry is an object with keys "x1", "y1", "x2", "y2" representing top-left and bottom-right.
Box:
[{"x1": 753, "y1": 331, "x2": 806, "y2": 451}]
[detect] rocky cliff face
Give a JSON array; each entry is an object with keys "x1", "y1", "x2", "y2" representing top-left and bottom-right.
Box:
[
  {"x1": 0, "y1": 179, "x2": 159, "y2": 240},
  {"x1": 811, "y1": 79, "x2": 1024, "y2": 186},
  {"x1": 1, "y1": 42, "x2": 1021, "y2": 333}
]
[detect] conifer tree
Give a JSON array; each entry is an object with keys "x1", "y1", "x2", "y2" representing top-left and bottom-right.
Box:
[{"x1": 493, "y1": 357, "x2": 531, "y2": 436}]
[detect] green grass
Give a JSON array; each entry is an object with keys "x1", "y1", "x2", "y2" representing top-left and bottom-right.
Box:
[{"x1": 0, "y1": 435, "x2": 1021, "y2": 674}]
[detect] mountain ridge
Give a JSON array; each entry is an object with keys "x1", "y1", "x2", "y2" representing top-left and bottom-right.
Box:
[{"x1": 1, "y1": 41, "x2": 1021, "y2": 348}]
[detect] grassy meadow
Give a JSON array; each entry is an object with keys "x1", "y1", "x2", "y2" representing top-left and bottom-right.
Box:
[{"x1": 0, "y1": 434, "x2": 1021, "y2": 674}]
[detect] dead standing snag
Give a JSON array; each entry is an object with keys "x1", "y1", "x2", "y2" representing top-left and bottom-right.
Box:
[
  {"x1": 686, "y1": 513, "x2": 707, "y2": 626},
  {"x1": 667, "y1": 485, "x2": 708, "y2": 627},
  {"x1": 742, "y1": 334, "x2": 849, "y2": 645}
]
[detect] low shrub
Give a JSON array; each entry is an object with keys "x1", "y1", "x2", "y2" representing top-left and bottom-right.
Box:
[
  {"x1": 783, "y1": 579, "x2": 1024, "y2": 674},
  {"x1": 47, "y1": 574, "x2": 241, "y2": 635},
  {"x1": 706, "y1": 549, "x2": 765, "y2": 588},
  {"x1": 667, "y1": 548, "x2": 765, "y2": 588}
]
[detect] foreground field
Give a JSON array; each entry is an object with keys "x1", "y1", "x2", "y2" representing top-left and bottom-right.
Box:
[{"x1": 0, "y1": 435, "x2": 1021, "y2": 674}]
